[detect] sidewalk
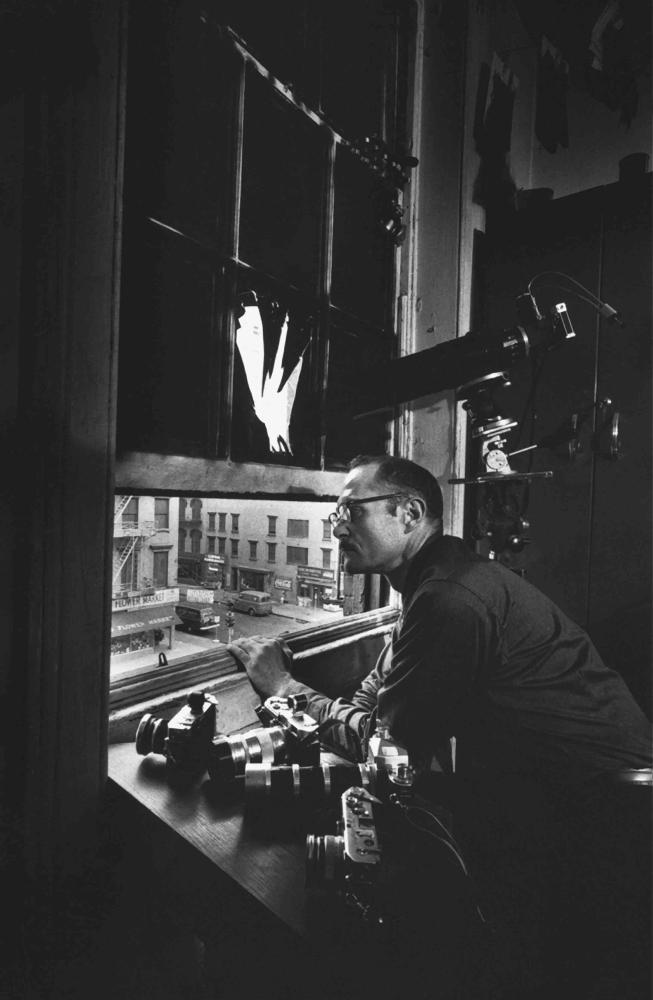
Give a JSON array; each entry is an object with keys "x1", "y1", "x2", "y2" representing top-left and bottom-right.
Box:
[
  {"x1": 271, "y1": 602, "x2": 341, "y2": 626},
  {"x1": 110, "y1": 597, "x2": 342, "y2": 679}
]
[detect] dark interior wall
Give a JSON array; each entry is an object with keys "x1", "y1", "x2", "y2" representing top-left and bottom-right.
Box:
[
  {"x1": 0, "y1": 96, "x2": 23, "y2": 759},
  {"x1": 462, "y1": 0, "x2": 651, "y2": 713},
  {"x1": 1, "y1": 2, "x2": 125, "y2": 991}
]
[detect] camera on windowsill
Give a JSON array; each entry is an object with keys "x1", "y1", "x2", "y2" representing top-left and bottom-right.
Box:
[
  {"x1": 207, "y1": 694, "x2": 321, "y2": 786},
  {"x1": 242, "y1": 722, "x2": 415, "y2": 808},
  {"x1": 135, "y1": 691, "x2": 218, "y2": 772}
]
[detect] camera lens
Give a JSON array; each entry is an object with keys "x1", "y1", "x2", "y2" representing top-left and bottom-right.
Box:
[
  {"x1": 244, "y1": 762, "x2": 362, "y2": 806},
  {"x1": 207, "y1": 725, "x2": 288, "y2": 784},
  {"x1": 305, "y1": 834, "x2": 344, "y2": 887},
  {"x1": 135, "y1": 713, "x2": 168, "y2": 756}
]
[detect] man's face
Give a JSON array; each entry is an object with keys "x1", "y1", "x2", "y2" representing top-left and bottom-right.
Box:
[{"x1": 332, "y1": 464, "x2": 409, "y2": 575}]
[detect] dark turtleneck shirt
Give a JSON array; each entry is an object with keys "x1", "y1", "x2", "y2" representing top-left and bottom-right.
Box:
[{"x1": 283, "y1": 535, "x2": 652, "y2": 785}]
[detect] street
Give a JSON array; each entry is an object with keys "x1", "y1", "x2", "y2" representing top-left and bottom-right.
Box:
[{"x1": 110, "y1": 600, "x2": 342, "y2": 678}]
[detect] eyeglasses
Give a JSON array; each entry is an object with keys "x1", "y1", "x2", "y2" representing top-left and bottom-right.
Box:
[{"x1": 328, "y1": 493, "x2": 407, "y2": 526}]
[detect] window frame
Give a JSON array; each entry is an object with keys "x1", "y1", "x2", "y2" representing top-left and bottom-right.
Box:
[
  {"x1": 110, "y1": 3, "x2": 417, "y2": 714},
  {"x1": 287, "y1": 518, "x2": 309, "y2": 539},
  {"x1": 154, "y1": 496, "x2": 170, "y2": 530},
  {"x1": 152, "y1": 548, "x2": 169, "y2": 588},
  {"x1": 286, "y1": 544, "x2": 309, "y2": 565}
]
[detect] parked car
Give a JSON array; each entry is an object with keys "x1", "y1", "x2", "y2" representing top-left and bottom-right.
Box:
[
  {"x1": 231, "y1": 590, "x2": 273, "y2": 616},
  {"x1": 174, "y1": 602, "x2": 220, "y2": 633}
]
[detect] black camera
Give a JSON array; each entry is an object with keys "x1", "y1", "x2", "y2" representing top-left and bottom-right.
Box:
[
  {"x1": 135, "y1": 691, "x2": 218, "y2": 772},
  {"x1": 306, "y1": 786, "x2": 384, "y2": 926},
  {"x1": 207, "y1": 694, "x2": 321, "y2": 785}
]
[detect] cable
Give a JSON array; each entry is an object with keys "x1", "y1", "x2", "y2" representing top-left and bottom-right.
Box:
[{"x1": 527, "y1": 270, "x2": 623, "y2": 325}]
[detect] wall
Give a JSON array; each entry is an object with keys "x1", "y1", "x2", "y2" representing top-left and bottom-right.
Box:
[
  {"x1": 2, "y1": 3, "x2": 125, "y2": 988},
  {"x1": 403, "y1": 1, "x2": 469, "y2": 535},
  {"x1": 467, "y1": 1, "x2": 651, "y2": 202}
]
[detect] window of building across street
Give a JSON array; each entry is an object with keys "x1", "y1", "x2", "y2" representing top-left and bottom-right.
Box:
[
  {"x1": 154, "y1": 497, "x2": 169, "y2": 530},
  {"x1": 287, "y1": 545, "x2": 309, "y2": 565},
  {"x1": 152, "y1": 549, "x2": 169, "y2": 588},
  {"x1": 287, "y1": 519, "x2": 309, "y2": 538}
]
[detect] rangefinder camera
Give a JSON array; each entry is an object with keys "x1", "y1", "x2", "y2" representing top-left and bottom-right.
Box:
[
  {"x1": 135, "y1": 691, "x2": 218, "y2": 772},
  {"x1": 207, "y1": 694, "x2": 320, "y2": 785},
  {"x1": 306, "y1": 786, "x2": 384, "y2": 926}
]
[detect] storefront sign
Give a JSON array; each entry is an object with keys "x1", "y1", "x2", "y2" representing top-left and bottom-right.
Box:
[
  {"x1": 296, "y1": 566, "x2": 335, "y2": 584},
  {"x1": 185, "y1": 588, "x2": 215, "y2": 604},
  {"x1": 112, "y1": 587, "x2": 179, "y2": 612},
  {"x1": 111, "y1": 607, "x2": 179, "y2": 636},
  {"x1": 274, "y1": 577, "x2": 293, "y2": 590},
  {"x1": 203, "y1": 555, "x2": 225, "y2": 563}
]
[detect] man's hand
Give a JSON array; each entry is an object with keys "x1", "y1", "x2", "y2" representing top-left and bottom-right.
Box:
[{"x1": 227, "y1": 636, "x2": 295, "y2": 700}]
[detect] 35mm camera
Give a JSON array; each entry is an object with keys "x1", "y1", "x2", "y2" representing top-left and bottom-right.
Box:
[
  {"x1": 135, "y1": 691, "x2": 218, "y2": 772},
  {"x1": 207, "y1": 695, "x2": 321, "y2": 784}
]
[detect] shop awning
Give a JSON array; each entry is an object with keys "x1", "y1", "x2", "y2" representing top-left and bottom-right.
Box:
[{"x1": 111, "y1": 606, "x2": 180, "y2": 638}]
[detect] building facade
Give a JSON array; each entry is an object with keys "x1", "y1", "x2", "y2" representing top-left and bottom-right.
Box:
[
  {"x1": 178, "y1": 497, "x2": 341, "y2": 608},
  {"x1": 111, "y1": 495, "x2": 181, "y2": 655}
]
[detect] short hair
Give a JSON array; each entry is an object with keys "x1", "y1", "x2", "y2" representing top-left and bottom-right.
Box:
[{"x1": 348, "y1": 454, "x2": 444, "y2": 521}]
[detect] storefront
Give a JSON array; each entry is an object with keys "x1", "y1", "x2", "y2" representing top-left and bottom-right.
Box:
[
  {"x1": 110, "y1": 605, "x2": 180, "y2": 656},
  {"x1": 230, "y1": 565, "x2": 272, "y2": 593},
  {"x1": 273, "y1": 576, "x2": 293, "y2": 603},
  {"x1": 203, "y1": 554, "x2": 225, "y2": 588},
  {"x1": 295, "y1": 566, "x2": 336, "y2": 608}
]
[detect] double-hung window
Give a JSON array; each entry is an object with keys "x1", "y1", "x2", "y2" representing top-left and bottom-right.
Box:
[{"x1": 110, "y1": 1, "x2": 414, "y2": 706}]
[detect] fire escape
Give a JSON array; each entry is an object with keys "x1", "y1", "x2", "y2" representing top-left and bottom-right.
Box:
[{"x1": 113, "y1": 496, "x2": 156, "y2": 589}]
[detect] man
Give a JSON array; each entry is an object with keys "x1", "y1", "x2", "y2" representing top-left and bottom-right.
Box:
[
  {"x1": 230, "y1": 454, "x2": 650, "y2": 780},
  {"x1": 230, "y1": 454, "x2": 651, "y2": 997}
]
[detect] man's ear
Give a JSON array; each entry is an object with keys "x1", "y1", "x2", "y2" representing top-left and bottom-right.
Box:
[{"x1": 403, "y1": 496, "x2": 426, "y2": 527}]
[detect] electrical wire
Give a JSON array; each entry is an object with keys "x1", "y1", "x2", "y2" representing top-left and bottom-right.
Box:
[
  {"x1": 392, "y1": 799, "x2": 489, "y2": 924},
  {"x1": 527, "y1": 270, "x2": 623, "y2": 324}
]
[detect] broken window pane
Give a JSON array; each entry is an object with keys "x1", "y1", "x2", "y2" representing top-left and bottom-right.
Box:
[{"x1": 230, "y1": 279, "x2": 317, "y2": 464}]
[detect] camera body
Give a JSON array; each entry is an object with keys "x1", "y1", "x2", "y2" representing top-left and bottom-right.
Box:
[
  {"x1": 256, "y1": 694, "x2": 319, "y2": 743},
  {"x1": 306, "y1": 786, "x2": 381, "y2": 886},
  {"x1": 306, "y1": 786, "x2": 387, "y2": 930},
  {"x1": 207, "y1": 694, "x2": 321, "y2": 785},
  {"x1": 135, "y1": 691, "x2": 218, "y2": 772}
]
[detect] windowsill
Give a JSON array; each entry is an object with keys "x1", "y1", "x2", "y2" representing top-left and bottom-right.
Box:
[{"x1": 108, "y1": 607, "x2": 398, "y2": 742}]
